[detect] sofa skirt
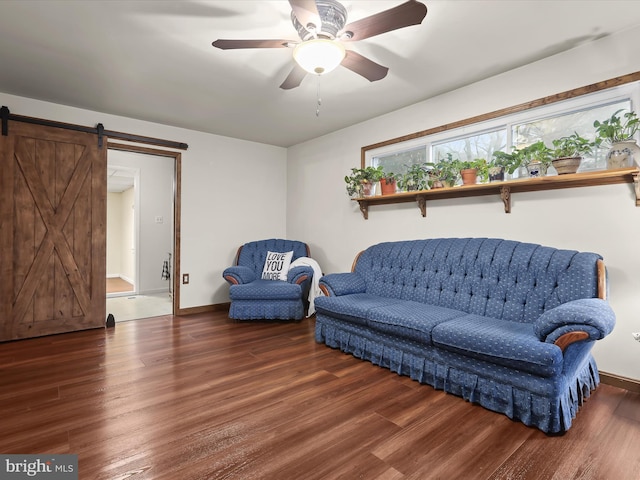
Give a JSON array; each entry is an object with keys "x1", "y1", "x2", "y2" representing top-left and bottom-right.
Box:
[
  {"x1": 229, "y1": 299, "x2": 304, "y2": 320},
  {"x1": 315, "y1": 314, "x2": 599, "y2": 434}
]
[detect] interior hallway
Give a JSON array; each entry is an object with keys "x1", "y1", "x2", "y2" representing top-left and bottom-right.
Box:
[
  {"x1": 106, "y1": 277, "x2": 134, "y2": 294},
  {"x1": 106, "y1": 292, "x2": 173, "y2": 323}
]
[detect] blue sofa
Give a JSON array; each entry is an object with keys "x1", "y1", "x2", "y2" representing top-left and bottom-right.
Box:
[
  {"x1": 314, "y1": 238, "x2": 615, "y2": 433},
  {"x1": 223, "y1": 239, "x2": 314, "y2": 320}
]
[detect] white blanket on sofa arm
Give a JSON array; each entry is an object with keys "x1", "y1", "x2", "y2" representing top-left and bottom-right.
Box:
[{"x1": 289, "y1": 257, "x2": 322, "y2": 317}]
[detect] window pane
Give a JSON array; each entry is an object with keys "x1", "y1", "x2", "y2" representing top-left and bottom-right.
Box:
[
  {"x1": 372, "y1": 145, "x2": 427, "y2": 175},
  {"x1": 432, "y1": 129, "x2": 507, "y2": 163},
  {"x1": 513, "y1": 100, "x2": 632, "y2": 170}
]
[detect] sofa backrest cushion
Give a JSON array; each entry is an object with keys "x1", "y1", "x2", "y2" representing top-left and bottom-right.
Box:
[
  {"x1": 354, "y1": 238, "x2": 601, "y2": 324},
  {"x1": 237, "y1": 239, "x2": 309, "y2": 274}
]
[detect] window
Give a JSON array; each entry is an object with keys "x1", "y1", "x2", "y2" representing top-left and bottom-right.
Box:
[
  {"x1": 512, "y1": 100, "x2": 631, "y2": 171},
  {"x1": 372, "y1": 144, "x2": 426, "y2": 175},
  {"x1": 363, "y1": 80, "x2": 640, "y2": 179},
  {"x1": 433, "y1": 128, "x2": 507, "y2": 164}
]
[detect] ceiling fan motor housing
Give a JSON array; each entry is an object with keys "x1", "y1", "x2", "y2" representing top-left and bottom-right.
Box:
[
  {"x1": 291, "y1": 0, "x2": 348, "y2": 40},
  {"x1": 212, "y1": 0, "x2": 428, "y2": 89}
]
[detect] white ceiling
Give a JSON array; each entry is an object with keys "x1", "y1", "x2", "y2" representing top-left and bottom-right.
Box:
[
  {"x1": 1, "y1": 1, "x2": 640, "y2": 148},
  {"x1": 107, "y1": 168, "x2": 135, "y2": 193}
]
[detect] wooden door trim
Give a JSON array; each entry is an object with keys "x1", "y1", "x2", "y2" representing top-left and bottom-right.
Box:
[{"x1": 107, "y1": 141, "x2": 182, "y2": 315}]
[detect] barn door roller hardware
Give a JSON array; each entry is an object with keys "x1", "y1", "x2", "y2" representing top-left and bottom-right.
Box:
[
  {"x1": 1, "y1": 106, "x2": 8, "y2": 136},
  {"x1": 0, "y1": 105, "x2": 188, "y2": 150}
]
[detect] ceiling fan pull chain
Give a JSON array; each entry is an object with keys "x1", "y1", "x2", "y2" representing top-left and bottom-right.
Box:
[{"x1": 316, "y1": 76, "x2": 322, "y2": 117}]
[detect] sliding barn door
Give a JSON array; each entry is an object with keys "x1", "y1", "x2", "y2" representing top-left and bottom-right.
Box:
[{"x1": 0, "y1": 120, "x2": 106, "y2": 341}]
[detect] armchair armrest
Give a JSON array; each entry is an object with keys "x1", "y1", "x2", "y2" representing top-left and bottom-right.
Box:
[
  {"x1": 288, "y1": 266, "x2": 314, "y2": 286},
  {"x1": 534, "y1": 298, "x2": 616, "y2": 348},
  {"x1": 223, "y1": 266, "x2": 256, "y2": 285},
  {"x1": 319, "y1": 273, "x2": 366, "y2": 297}
]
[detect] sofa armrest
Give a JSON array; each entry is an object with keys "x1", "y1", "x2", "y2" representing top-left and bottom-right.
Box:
[
  {"x1": 533, "y1": 298, "x2": 616, "y2": 347},
  {"x1": 223, "y1": 266, "x2": 256, "y2": 285},
  {"x1": 319, "y1": 273, "x2": 366, "y2": 297},
  {"x1": 288, "y1": 266, "x2": 314, "y2": 286}
]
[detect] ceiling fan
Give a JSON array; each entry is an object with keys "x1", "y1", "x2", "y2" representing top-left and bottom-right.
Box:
[{"x1": 212, "y1": 0, "x2": 428, "y2": 90}]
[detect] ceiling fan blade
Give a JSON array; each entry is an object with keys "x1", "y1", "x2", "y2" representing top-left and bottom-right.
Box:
[
  {"x1": 289, "y1": 0, "x2": 322, "y2": 32},
  {"x1": 341, "y1": 0, "x2": 427, "y2": 42},
  {"x1": 341, "y1": 50, "x2": 388, "y2": 82},
  {"x1": 280, "y1": 64, "x2": 308, "y2": 90},
  {"x1": 212, "y1": 39, "x2": 293, "y2": 49}
]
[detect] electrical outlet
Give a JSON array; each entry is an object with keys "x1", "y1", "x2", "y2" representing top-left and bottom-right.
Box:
[{"x1": 182, "y1": 273, "x2": 189, "y2": 284}]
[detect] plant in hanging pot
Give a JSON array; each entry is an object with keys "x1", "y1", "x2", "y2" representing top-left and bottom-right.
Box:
[
  {"x1": 379, "y1": 171, "x2": 399, "y2": 195},
  {"x1": 522, "y1": 141, "x2": 553, "y2": 177},
  {"x1": 398, "y1": 163, "x2": 429, "y2": 192},
  {"x1": 593, "y1": 109, "x2": 640, "y2": 169},
  {"x1": 550, "y1": 132, "x2": 598, "y2": 175},
  {"x1": 344, "y1": 165, "x2": 384, "y2": 197}
]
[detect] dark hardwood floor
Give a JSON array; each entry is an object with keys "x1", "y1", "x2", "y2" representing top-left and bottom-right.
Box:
[{"x1": 1, "y1": 312, "x2": 639, "y2": 480}]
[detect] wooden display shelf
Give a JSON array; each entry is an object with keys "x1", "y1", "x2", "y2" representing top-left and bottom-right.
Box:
[{"x1": 352, "y1": 167, "x2": 640, "y2": 219}]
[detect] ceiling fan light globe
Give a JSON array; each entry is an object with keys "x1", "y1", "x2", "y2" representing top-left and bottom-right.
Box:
[{"x1": 293, "y1": 39, "x2": 345, "y2": 75}]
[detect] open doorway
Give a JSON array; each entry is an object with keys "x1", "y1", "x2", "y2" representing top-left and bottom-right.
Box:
[
  {"x1": 107, "y1": 164, "x2": 138, "y2": 296},
  {"x1": 106, "y1": 147, "x2": 176, "y2": 322}
]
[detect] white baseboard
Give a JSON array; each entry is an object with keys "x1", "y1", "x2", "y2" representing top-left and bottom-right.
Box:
[
  {"x1": 106, "y1": 273, "x2": 135, "y2": 284},
  {"x1": 138, "y1": 288, "x2": 170, "y2": 296}
]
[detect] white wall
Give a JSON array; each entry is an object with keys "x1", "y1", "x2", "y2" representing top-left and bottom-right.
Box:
[
  {"x1": 106, "y1": 192, "x2": 122, "y2": 276},
  {"x1": 119, "y1": 186, "x2": 135, "y2": 284},
  {"x1": 106, "y1": 188, "x2": 136, "y2": 284},
  {"x1": 286, "y1": 26, "x2": 640, "y2": 381},
  {"x1": 0, "y1": 90, "x2": 288, "y2": 309}
]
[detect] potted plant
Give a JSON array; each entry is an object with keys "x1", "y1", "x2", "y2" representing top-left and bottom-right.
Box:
[
  {"x1": 550, "y1": 132, "x2": 598, "y2": 175},
  {"x1": 594, "y1": 109, "x2": 640, "y2": 168},
  {"x1": 522, "y1": 141, "x2": 552, "y2": 177},
  {"x1": 488, "y1": 154, "x2": 508, "y2": 182},
  {"x1": 492, "y1": 148, "x2": 527, "y2": 179},
  {"x1": 427, "y1": 154, "x2": 461, "y2": 188},
  {"x1": 344, "y1": 165, "x2": 384, "y2": 197},
  {"x1": 379, "y1": 171, "x2": 399, "y2": 195},
  {"x1": 458, "y1": 158, "x2": 488, "y2": 185},
  {"x1": 398, "y1": 163, "x2": 429, "y2": 192}
]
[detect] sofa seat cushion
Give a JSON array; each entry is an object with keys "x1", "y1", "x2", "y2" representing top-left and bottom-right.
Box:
[
  {"x1": 432, "y1": 315, "x2": 563, "y2": 377},
  {"x1": 229, "y1": 279, "x2": 301, "y2": 300},
  {"x1": 366, "y1": 301, "x2": 467, "y2": 346},
  {"x1": 314, "y1": 294, "x2": 401, "y2": 326}
]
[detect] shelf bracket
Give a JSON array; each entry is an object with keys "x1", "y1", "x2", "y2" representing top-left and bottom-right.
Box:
[
  {"x1": 416, "y1": 195, "x2": 427, "y2": 217},
  {"x1": 632, "y1": 171, "x2": 640, "y2": 206},
  {"x1": 500, "y1": 186, "x2": 511, "y2": 213},
  {"x1": 357, "y1": 199, "x2": 369, "y2": 220}
]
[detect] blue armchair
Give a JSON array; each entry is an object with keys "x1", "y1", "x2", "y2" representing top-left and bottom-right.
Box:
[{"x1": 222, "y1": 239, "x2": 314, "y2": 320}]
